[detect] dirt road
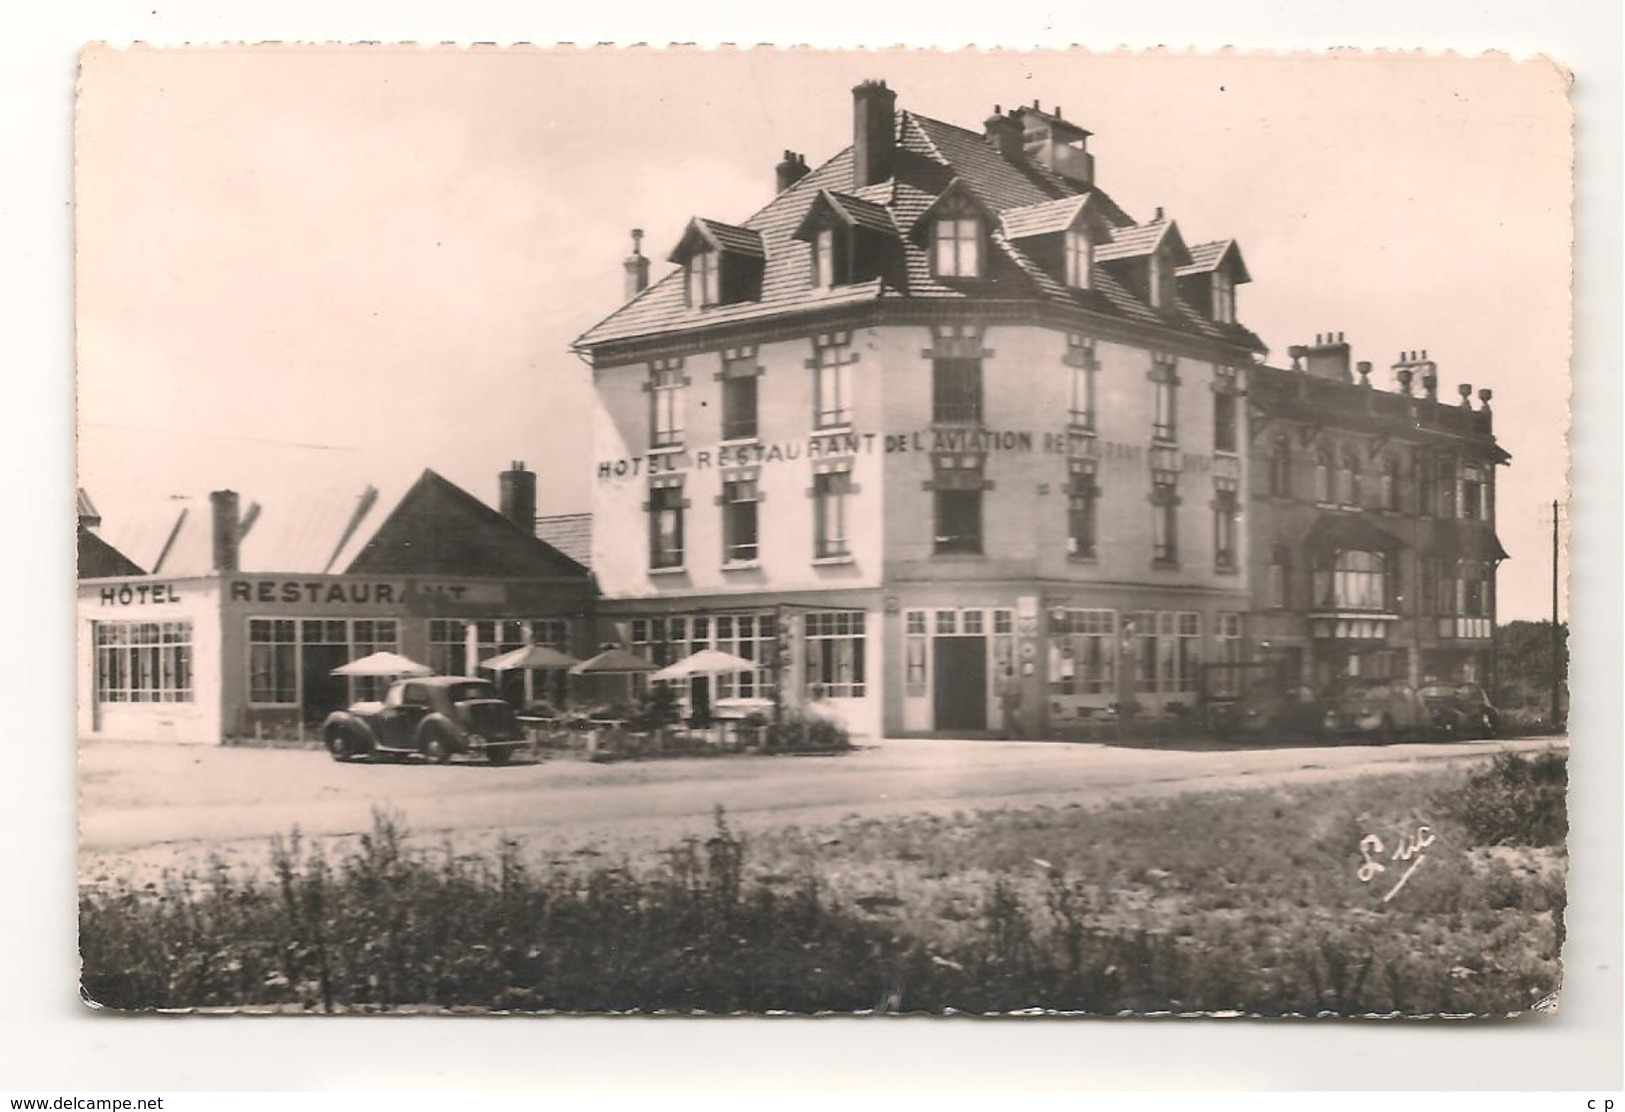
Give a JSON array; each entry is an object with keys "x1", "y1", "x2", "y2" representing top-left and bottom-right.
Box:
[{"x1": 80, "y1": 734, "x2": 1565, "y2": 879}]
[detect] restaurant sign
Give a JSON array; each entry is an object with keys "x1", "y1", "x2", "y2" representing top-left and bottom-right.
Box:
[
  {"x1": 226, "y1": 579, "x2": 507, "y2": 606},
  {"x1": 598, "y1": 427, "x2": 1213, "y2": 479}
]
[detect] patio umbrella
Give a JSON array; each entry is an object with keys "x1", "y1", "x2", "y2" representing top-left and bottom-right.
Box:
[
  {"x1": 650, "y1": 649, "x2": 759, "y2": 682},
  {"x1": 480, "y1": 644, "x2": 582, "y2": 671},
  {"x1": 331, "y1": 651, "x2": 435, "y2": 677},
  {"x1": 569, "y1": 647, "x2": 658, "y2": 675}
]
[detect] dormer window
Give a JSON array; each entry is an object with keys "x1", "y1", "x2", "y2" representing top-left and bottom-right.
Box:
[
  {"x1": 686, "y1": 249, "x2": 719, "y2": 308},
  {"x1": 1064, "y1": 227, "x2": 1092, "y2": 289},
  {"x1": 1213, "y1": 270, "x2": 1235, "y2": 323},
  {"x1": 933, "y1": 216, "x2": 983, "y2": 278},
  {"x1": 669, "y1": 217, "x2": 765, "y2": 309},
  {"x1": 813, "y1": 228, "x2": 838, "y2": 289},
  {"x1": 1147, "y1": 249, "x2": 1176, "y2": 309}
]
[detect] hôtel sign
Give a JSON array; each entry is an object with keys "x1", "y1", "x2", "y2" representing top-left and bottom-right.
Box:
[{"x1": 598, "y1": 427, "x2": 1216, "y2": 479}]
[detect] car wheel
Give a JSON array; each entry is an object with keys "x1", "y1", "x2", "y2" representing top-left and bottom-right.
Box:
[
  {"x1": 327, "y1": 729, "x2": 351, "y2": 762},
  {"x1": 486, "y1": 745, "x2": 512, "y2": 766},
  {"x1": 421, "y1": 729, "x2": 451, "y2": 764}
]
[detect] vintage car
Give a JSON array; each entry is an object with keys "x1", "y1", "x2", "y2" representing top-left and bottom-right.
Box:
[
  {"x1": 1322, "y1": 678, "x2": 1431, "y2": 742},
  {"x1": 1234, "y1": 679, "x2": 1326, "y2": 742},
  {"x1": 322, "y1": 676, "x2": 528, "y2": 764},
  {"x1": 1419, "y1": 681, "x2": 1501, "y2": 740}
]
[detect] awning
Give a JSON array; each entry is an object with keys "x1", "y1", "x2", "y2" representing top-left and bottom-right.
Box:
[
  {"x1": 1301, "y1": 513, "x2": 1406, "y2": 554},
  {"x1": 569, "y1": 647, "x2": 658, "y2": 676}
]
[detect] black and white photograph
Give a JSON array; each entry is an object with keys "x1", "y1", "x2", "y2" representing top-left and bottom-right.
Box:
[{"x1": 72, "y1": 46, "x2": 1576, "y2": 1022}]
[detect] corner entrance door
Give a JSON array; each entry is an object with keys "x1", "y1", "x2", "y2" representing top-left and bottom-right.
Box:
[{"x1": 934, "y1": 636, "x2": 988, "y2": 732}]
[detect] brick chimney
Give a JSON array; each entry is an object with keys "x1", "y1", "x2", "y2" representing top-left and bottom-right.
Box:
[
  {"x1": 210, "y1": 489, "x2": 240, "y2": 573},
  {"x1": 775, "y1": 150, "x2": 809, "y2": 193},
  {"x1": 984, "y1": 106, "x2": 1024, "y2": 163},
  {"x1": 1302, "y1": 332, "x2": 1352, "y2": 383},
  {"x1": 499, "y1": 462, "x2": 537, "y2": 535},
  {"x1": 852, "y1": 80, "x2": 897, "y2": 188},
  {"x1": 623, "y1": 229, "x2": 650, "y2": 301}
]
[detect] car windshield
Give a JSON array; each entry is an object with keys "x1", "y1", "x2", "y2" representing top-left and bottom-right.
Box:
[{"x1": 447, "y1": 682, "x2": 499, "y2": 703}]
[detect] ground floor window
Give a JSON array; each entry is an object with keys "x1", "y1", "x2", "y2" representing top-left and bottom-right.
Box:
[
  {"x1": 1128, "y1": 610, "x2": 1202, "y2": 699},
  {"x1": 427, "y1": 618, "x2": 470, "y2": 676},
  {"x1": 248, "y1": 618, "x2": 298, "y2": 704},
  {"x1": 96, "y1": 620, "x2": 194, "y2": 703},
  {"x1": 1048, "y1": 609, "x2": 1116, "y2": 695},
  {"x1": 628, "y1": 612, "x2": 776, "y2": 700},
  {"x1": 1210, "y1": 612, "x2": 1244, "y2": 696},
  {"x1": 805, "y1": 610, "x2": 866, "y2": 697}
]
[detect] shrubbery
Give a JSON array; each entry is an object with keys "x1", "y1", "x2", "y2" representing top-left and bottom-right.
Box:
[
  {"x1": 81, "y1": 757, "x2": 1564, "y2": 1015},
  {"x1": 1438, "y1": 750, "x2": 1568, "y2": 848}
]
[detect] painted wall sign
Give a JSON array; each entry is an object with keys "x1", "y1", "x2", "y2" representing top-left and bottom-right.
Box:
[
  {"x1": 226, "y1": 580, "x2": 508, "y2": 606},
  {"x1": 98, "y1": 582, "x2": 182, "y2": 606},
  {"x1": 597, "y1": 429, "x2": 1211, "y2": 479}
]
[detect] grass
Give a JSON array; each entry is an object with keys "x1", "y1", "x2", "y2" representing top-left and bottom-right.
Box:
[{"x1": 79, "y1": 750, "x2": 1566, "y2": 1016}]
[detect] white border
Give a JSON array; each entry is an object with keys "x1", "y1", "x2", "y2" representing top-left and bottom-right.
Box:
[{"x1": 4, "y1": 0, "x2": 1619, "y2": 1093}]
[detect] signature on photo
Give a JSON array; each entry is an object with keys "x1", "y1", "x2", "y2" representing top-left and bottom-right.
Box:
[{"x1": 1357, "y1": 824, "x2": 1437, "y2": 903}]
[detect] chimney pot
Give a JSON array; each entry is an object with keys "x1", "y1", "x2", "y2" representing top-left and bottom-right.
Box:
[
  {"x1": 775, "y1": 149, "x2": 811, "y2": 193},
  {"x1": 1478, "y1": 387, "x2": 1493, "y2": 407},
  {"x1": 1458, "y1": 383, "x2": 1473, "y2": 406},
  {"x1": 623, "y1": 229, "x2": 650, "y2": 300},
  {"x1": 1396, "y1": 367, "x2": 1415, "y2": 395}
]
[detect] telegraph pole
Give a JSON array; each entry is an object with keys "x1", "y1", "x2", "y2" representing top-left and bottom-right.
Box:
[{"x1": 1550, "y1": 499, "x2": 1562, "y2": 728}]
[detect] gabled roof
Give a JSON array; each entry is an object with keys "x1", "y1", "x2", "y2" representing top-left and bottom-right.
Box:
[
  {"x1": 1177, "y1": 239, "x2": 1252, "y2": 283},
  {"x1": 89, "y1": 471, "x2": 587, "y2": 581},
  {"x1": 907, "y1": 176, "x2": 996, "y2": 234},
  {"x1": 791, "y1": 188, "x2": 900, "y2": 240},
  {"x1": 668, "y1": 217, "x2": 766, "y2": 263},
  {"x1": 78, "y1": 526, "x2": 145, "y2": 579},
  {"x1": 1095, "y1": 218, "x2": 1193, "y2": 266},
  {"x1": 999, "y1": 194, "x2": 1109, "y2": 241},
  {"x1": 536, "y1": 512, "x2": 593, "y2": 568}
]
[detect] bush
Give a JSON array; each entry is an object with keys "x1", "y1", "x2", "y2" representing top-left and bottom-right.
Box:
[{"x1": 1440, "y1": 750, "x2": 1568, "y2": 848}]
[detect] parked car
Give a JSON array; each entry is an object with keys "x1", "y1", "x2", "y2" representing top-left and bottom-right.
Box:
[
  {"x1": 1419, "y1": 681, "x2": 1501, "y2": 740},
  {"x1": 1235, "y1": 680, "x2": 1326, "y2": 742},
  {"x1": 322, "y1": 676, "x2": 528, "y2": 764},
  {"x1": 1322, "y1": 678, "x2": 1430, "y2": 742}
]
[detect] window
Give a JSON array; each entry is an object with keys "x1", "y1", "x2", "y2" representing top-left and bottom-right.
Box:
[
  {"x1": 1066, "y1": 335, "x2": 1097, "y2": 430},
  {"x1": 935, "y1": 488, "x2": 983, "y2": 554},
  {"x1": 1130, "y1": 611, "x2": 1202, "y2": 695},
  {"x1": 1436, "y1": 562, "x2": 1458, "y2": 617},
  {"x1": 1461, "y1": 465, "x2": 1484, "y2": 520},
  {"x1": 248, "y1": 618, "x2": 297, "y2": 704},
  {"x1": 1067, "y1": 461, "x2": 1098, "y2": 559},
  {"x1": 1214, "y1": 484, "x2": 1239, "y2": 571},
  {"x1": 1212, "y1": 270, "x2": 1235, "y2": 323},
  {"x1": 1419, "y1": 557, "x2": 1439, "y2": 615},
  {"x1": 811, "y1": 334, "x2": 853, "y2": 429},
  {"x1": 1148, "y1": 251, "x2": 1168, "y2": 308},
  {"x1": 722, "y1": 479, "x2": 759, "y2": 563},
  {"x1": 1270, "y1": 438, "x2": 1292, "y2": 498},
  {"x1": 813, "y1": 468, "x2": 852, "y2": 558},
  {"x1": 1048, "y1": 609, "x2": 1117, "y2": 696},
  {"x1": 933, "y1": 216, "x2": 982, "y2": 278},
  {"x1": 648, "y1": 483, "x2": 685, "y2": 569},
  {"x1": 805, "y1": 611, "x2": 866, "y2": 697},
  {"x1": 1314, "y1": 450, "x2": 1332, "y2": 503},
  {"x1": 1064, "y1": 227, "x2": 1092, "y2": 289},
  {"x1": 1342, "y1": 452, "x2": 1362, "y2": 508},
  {"x1": 1419, "y1": 455, "x2": 1437, "y2": 518},
  {"x1": 1381, "y1": 455, "x2": 1401, "y2": 511},
  {"x1": 1174, "y1": 612, "x2": 1202, "y2": 694},
  {"x1": 1461, "y1": 563, "x2": 1489, "y2": 618},
  {"x1": 813, "y1": 227, "x2": 838, "y2": 289},
  {"x1": 713, "y1": 613, "x2": 776, "y2": 699},
  {"x1": 96, "y1": 620, "x2": 193, "y2": 704},
  {"x1": 351, "y1": 618, "x2": 400, "y2": 701},
  {"x1": 1215, "y1": 611, "x2": 1243, "y2": 667},
  {"x1": 427, "y1": 618, "x2": 468, "y2": 676},
  {"x1": 904, "y1": 610, "x2": 928, "y2": 697},
  {"x1": 650, "y1": 364, "x2": 686, "y2": 448},
  {"x1": 1151, "y1": 354, "x2": 1178, "y2": 441},
  {"x1": 933, "y1": 357, "x2": 982, "y2": 424},
  {"x1": 686, "y1": 248, "x2": 719, "y2": 307},
  {"x1": 1326, "y1": 550, "x2": 1388, "y2": 610},
  {"x1": 721, "y1": 371, "x2": 757, "y2": 441},
  {"x1": 1268, "y1": 545, "x2": 1291, "y2": 609},
  {"x1": 1213, "y1": 390, "x2": 1238, "y2": 454},
  {"x1": 1151, "y1": 478, "x2": 1179, "y2": 565},
  {"x1": 1437, "y1": 458, "x2": 1457, "y2": 518}
]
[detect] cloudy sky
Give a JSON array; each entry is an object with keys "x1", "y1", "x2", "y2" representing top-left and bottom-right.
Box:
[{"x1": 75, "y1": 47, "x2": 1570, "y2": 618}]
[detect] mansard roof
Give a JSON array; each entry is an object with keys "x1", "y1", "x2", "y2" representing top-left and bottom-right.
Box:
[{"x1": 574, "y1": 102, "x2": 1262, "y2": 356}]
